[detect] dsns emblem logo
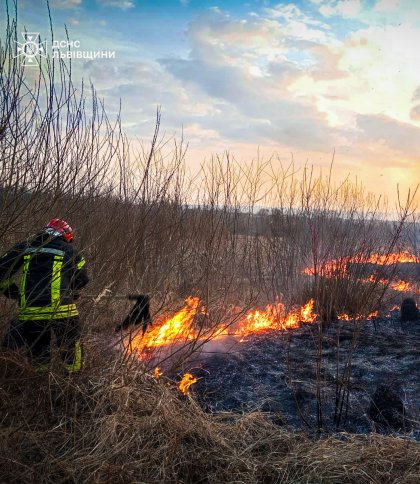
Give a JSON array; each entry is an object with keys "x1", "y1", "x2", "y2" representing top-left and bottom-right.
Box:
[{"x1": 15, "y1": 32, "x2": 47, "y2": 66}]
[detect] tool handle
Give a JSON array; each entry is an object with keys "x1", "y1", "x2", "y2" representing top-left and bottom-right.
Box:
[{"x1": 81, "y1": 294, "x2": 143, "y2": 300}]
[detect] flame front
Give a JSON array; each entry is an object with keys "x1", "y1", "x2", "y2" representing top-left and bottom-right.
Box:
[
  {"x1": 123, "y1": 249, "x2": 417, "y2": 360},
  {"x1": 142, "y1": 296, "x2": 201, "y2": 349},
  {"x1": 304, "y1": 250, "x2": 418, "y2": 294},
  {"x1": 390, "y1": 280, "x2": 413, "y2": 292},
  {"x1": 366, "y1": 251, "x2": 418, "y2": 265},
  {"x1": 178, "y1": 373, "x2": 198, "y2": 394},
  {"x1": 304, "y1": 250, "x2": 418, "y2": 278},
  {"x1": 238, "y1": 302, "x2": 285, "y2": 335},
  {"x1": 304, "y1": 258, "x2": 350, "y2": 277},
  {"x1": 125, "y1": 296, "x2": 319, "y2": 358},
  {"x1": 235, "y1": 298, "x2": 316, "y2": 337},
  {"x1": 361, "y1": 275, "x2": 418, "y2": 294}
]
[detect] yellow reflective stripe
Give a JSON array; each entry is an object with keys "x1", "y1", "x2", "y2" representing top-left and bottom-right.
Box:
[
  {"x1": 20, "y1": 255, "x2": 30, "y2": 307},
  {"x1": 76, "y1": 257, "x2": 86, "y2": 270},
  {"x1": 62, "y1": 340, "x2": 82, "y2": 372},
  {"x1": 51, "y1": 255, "x2": 64, "y2": 305},
  {"x1": 19, "y1": 312, "x2": 79, "y2": 321},
  {"x1": 19, "y1": 303, "x2": 77, "y2": 314},
  {"x1": 18, "y1": 304, "x2": 78, "y2": 320}
]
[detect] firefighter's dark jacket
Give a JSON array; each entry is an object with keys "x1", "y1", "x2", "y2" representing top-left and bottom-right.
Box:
[{"x1": 0, "y1": 233, "x2": 88, "y2": 320}]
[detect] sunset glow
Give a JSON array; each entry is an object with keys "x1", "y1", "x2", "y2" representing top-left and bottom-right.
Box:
[{"x1": 7, "y1": 0, "x2": 420, "y2": 204}]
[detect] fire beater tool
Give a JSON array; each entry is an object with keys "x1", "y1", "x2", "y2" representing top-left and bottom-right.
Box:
[{"x1": 81, "y1": 293, "x2": 152, "y2": 335}]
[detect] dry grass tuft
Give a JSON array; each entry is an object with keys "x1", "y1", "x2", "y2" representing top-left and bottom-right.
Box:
[{"x1": 1, "y1": 344, "x2": 419, "y2": 484}]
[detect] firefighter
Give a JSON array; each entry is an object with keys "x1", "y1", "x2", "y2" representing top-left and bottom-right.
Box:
[{"x1": 0, "y1": 218, "x2": 89, "y2": 371}]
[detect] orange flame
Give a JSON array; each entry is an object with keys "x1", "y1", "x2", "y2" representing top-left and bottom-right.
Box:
[
  {"x1": 338, "y1": 312, "x2": 352, "y2": 321},
  {"x1": 125, "y1": 297, "x2": 320, "y2": 358},
  {"x1": 153, "y1": 367, "x2": 163, "y2": 378},
  {"x1": 337, "y1": 310, "x2": 380, "y2": 321},
  {"x1": 178, "y1": 373, "x2": 198, "y2": 394},
  {"x1": 140, "y1": 296, "x2": 201, "y2": 349},
  {"x1": 238, "y1": 302, "x2": 285, "y2": 335},
  {"x1": 389, "y1": 280, "x2": 412, "y2": 292},
  {"x1": 304, "y1": 251, "x2": 418, "y2": 277},
  {"x1": 361, "y1": 275, "x2": 418, "y2": 293},
  {"x1": 301, "y1": 299, "x2": 316, "y2": 322},
  {"x1": 366, "y1": 251, "x2": 418, "y2": 265},
  {"x1": 126, "y1": 290, "x2": 412, "y2": 361},
  {"x1": 285, "y1": 311, "x2": 300, "y2": 328},
  {"x1": 235, "y1": 298, "x2": 316, "y2": 336},
  {"x1": 304, "y1": 258, "x2": 350, "y2": 277}
]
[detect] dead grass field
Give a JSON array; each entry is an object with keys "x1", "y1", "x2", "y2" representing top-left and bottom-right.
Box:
[{"x1": 1, "y1": 348, "x2": 419, "y2": 484}]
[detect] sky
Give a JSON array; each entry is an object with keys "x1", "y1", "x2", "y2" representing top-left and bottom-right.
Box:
[{"x1": 4, "y1": 0, "x2": 420, "y2": 207}]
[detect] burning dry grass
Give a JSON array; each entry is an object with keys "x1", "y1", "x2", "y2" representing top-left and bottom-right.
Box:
[
  {"x1": 0, "y1": 347, "x2": 419, "y2": 483},
  {"x1": 125, "y1": 297, "x2": 318, "y2": 362}
]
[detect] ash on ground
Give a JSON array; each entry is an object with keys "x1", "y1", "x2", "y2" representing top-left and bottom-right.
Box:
[{"x1": 187, "y1": 311, "x2": 419, "y2": 438}]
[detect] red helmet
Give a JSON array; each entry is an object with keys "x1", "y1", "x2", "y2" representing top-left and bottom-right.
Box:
[{"x1": 46, "y1": 218, "x2": 74, "y2": 243}]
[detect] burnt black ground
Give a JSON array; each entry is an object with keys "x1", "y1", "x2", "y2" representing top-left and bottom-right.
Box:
[{"x1": 186, "y1": 310, "x2": 419, "y2": 438}]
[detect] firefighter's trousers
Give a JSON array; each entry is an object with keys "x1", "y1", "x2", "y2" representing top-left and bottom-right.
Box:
[{"x1": 3, "y1": 317, "x2": 82, "y2": 371}]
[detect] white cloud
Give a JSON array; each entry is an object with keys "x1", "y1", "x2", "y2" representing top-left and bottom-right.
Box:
[
  {"x1": 157, "y1": 9, "x2": 339, "y2": 150},
  {"x1": 264, "y1": 3, "x2": 332, "y2": 39},
  {"x1": 286, "y1": 19, "x2": 329, "y2": 42},
  {"x1": 373, "y1": 0, "x2": 402, "y2": 12},
  {"x1": 289, "y1": 19, "x2": 420, "y2": 138},
  {"x1": 319, "y1": 0, "x2": 362, "y2": 18},
  {"x1": 263, "y1": 4, "x2": 331, "y2": 42},
  {"x1": 50, "y1": 0, "x2": 82, "y2": 8},
  {"x1": 96, "y1": 0, "x2": 134, "y2": 9}
]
